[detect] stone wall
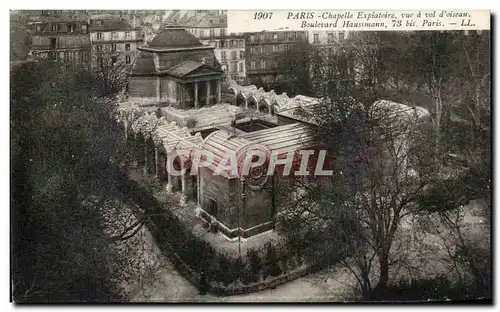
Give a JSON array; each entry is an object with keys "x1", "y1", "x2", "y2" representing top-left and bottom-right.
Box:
[{"x1": 129, "y1": 76, "x2": 157, "y2": 99}]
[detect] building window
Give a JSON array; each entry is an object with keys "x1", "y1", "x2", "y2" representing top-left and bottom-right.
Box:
[
  {"x1": 125, "y1": 55, "x2": 131, "y2": 64},
  {"x1": 259, "y1": 46, "x2": 263, "y2": 54},
  {"x1": 95, "y1": 20, "x2": 103, "y2": 26},
  {"x1": 97, "y1": 33, "x2": 103, "y2": 40},
  {"x1": 230, "y1": 62, "x2": 237, "y2": 73},
  {"x1": 272, "y1": 45, "x2": 278, "y2": 53},
  {"x1": 50, "y1": 38, "x2": 56, "y2": 49},
  {"x1": 68, "y1": 23, "x2": 74, "y2": 32},
  {"x1": 111, "y1": 32, "x2": 118, "y2": 40},
  {"x1": 210, "y1": 28, "x2": 215, "y2": 37},
  {"x1": 313, "y1": 34, "x2": 319, "y2": 44},
  {"x1": 239, "y1": 62, "x2": 244, "y2": 73},
  {"x1": 221, "y1": 28, "x2": 226, "y2": 37},
  {"x1": 273, "y1": 59, "x2": 278, "y2": 68},
  {"x1": 293, "y1": 32, "x2": 298, "y2": 40},
  {"x1": 111, "y1": 44, "x2": 117, "y2": 52},
  {"x1": 96, "y1": 45, "x2": 102, "y2": 52},
  {"x1": 51, "y1": 25, "x2": 57, "y2": 32},
  {"x1": 250, "y1": 46, "x2": 255, "y2": 54},
  {"x1": 220, "y1": 40, "x2": 225, "y2": 48},
  {"x1": 260, "y1": 59, "x2": 266, "y2": 69},
  {"x1": 231, "y1": 51, "x2": 237, "y2": 60},
  {"x1": 199, "y1": 29, "x2": 205, "y2": 37},
  {"x1": 339, "y1": 31, "x2": 345, "y2": 41},
  {"x1": 284, "y1": 44, "x2": 289, "y2": 52},
  {"x1": 250, "y1": 61, "x2": 256, "y2": 69},
  {"x1": 125, "y1": 31, "x2": 131, "y2": 39},
  {"x1": 81, "y1": 24, "x2": 87, "y2": 31},
  {"x1": 221, "y1": 51, "x2": 227, "y2": 60},
  {"x1": 250, "y1": 35, "x2": 255, "y2": 42},
  {"x1": 328, "y1": 32, "x2": 334, "y2": 43},
  {"x1": 284, "y1": 32, "x2": 289, "y2": 40},
  {"x1": 239, "y1": 51, "x2": 244, "y2": 59},
  {"x1": 48, "y1": 51, "x2": 56, "y2": 60},
  {"x1": 260, "y1": 34, "x2": 265, "y2": 41},
  {"x1": 125, "y1": 43, "x2": 131, "y2": 51},
  {"x1": 36, "y1": 25, "x2": 41, "y2": 32},
  {"x1": 273, "y1": 33, "x2": 278, "y2": 40}
]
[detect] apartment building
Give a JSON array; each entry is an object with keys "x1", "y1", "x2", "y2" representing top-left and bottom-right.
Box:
[
  {"x1": 29, "y1": 19, "x2": 91, "y2": 65},
  {"x1": 89, "y1": 18, "x2": 144, "y2": 69},
  {"x1": 245, "y1": 30, "x2": 308, "y2": 91}
]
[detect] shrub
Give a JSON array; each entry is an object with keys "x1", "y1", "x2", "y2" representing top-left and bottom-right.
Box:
[
  {"x1": 264, "y1": 243, "x2": 282, "y2": 278},
  {"x1": 247, "y1": 248, "x2": 263, "y2": 283}
]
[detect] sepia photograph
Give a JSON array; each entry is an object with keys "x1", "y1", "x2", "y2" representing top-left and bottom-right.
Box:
[{"x1": 9, "y1": 9, "x2": 491, "y2": 303}]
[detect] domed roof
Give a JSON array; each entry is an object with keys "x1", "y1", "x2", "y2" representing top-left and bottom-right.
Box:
[{"x1": 149, "y1": 27, "x2": 203, "y2": 48}]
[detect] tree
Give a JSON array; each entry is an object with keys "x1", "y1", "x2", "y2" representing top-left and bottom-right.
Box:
[{"x1": 10, "y1": 60, "x2": 136, "y2": 302}]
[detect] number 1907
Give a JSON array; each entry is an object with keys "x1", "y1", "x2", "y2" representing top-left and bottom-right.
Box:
[{"x1": 254, "y1": 12, "x2": 273, "y2": 20}]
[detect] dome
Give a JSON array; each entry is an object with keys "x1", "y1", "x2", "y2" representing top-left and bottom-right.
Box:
[{"x1": 148, "y1": 28, "x2": 203, "y2": 48}]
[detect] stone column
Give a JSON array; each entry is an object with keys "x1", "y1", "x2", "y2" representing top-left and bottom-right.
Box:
[
  {"x1": 206, "y1": 80, "x2": 211, "y2": 106},
  {"x1": 165, "y1": 154, "x2": 172, "y2": 193},
  {"x1": 216, "y1": 80, "x2": 221, "y2": 104},
  {"x1": 154, "y1": 146, "x2": 159, "y2": 178},
  {"x1": 180, "y1": 167, "x2": 187, "y2": 206},
  {"x1": 194, "y1": 82, "x2": 199, "y2": 109},
  {"x1": 143, "y1": 142, "x2": 148, "y2": 176},
  {"x1": 156, "y1": 77, "x2": 161, "y2": 101}
]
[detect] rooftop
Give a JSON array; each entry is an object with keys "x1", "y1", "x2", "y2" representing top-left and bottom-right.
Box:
[
  {"x1": 148, "y1": 28, "x2": 203, "y2": 48},
  {"x1": 89, "y1": 18, "x2": 135, "y2": 32}
]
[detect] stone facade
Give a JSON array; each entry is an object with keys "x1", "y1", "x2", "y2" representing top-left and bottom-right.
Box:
[{"x1": 29, "y1": 20, "x2": 91, "y2": 64}]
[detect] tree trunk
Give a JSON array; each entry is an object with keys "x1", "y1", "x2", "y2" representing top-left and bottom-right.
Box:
[{"x1": 377, "y1": 253, "x2": 389, "y2": 291}]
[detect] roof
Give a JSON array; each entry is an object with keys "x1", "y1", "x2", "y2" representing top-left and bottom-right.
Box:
[
  {"x1": 165, "y1": 60, "x2": 222, "y2": 78},
  {"x1": 275, "y1": 95, "x2": 321, "y2": 125},
  {"x1": 201, "y1": 130, "x2": 268, "y2": 179},
  {"x1": 162, "y1": 103, "x2": 242, "y2": 130},
  {"x1": 31, "y1": 20, "x2": 89, "y2": 35},
  {"x1": 149, "y1": 28, "x2": 203, "y2": 48},
  {"x1": 242, "y1": 123, "x2": 315, "y2": 154},
  {"x1": 89, "y1": 18, "x2": 135, "y2": 32}
]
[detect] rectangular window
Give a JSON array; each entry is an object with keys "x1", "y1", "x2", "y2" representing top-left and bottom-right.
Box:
[
  {"x1": 293, "y1": 32, "x2": 297, "y2": 40},
  {"x1": 51, "y1": 25, "x2": 57, "y2": 32},
  {"x1": 68, "y1": 23, "x2": 74, "y2": 33},
  {"x1": 111, "y1": 44, "x2": 117, "y2": 52},
  {"x1": 97, "y1": 33, "x2": 103, "y2": 40},
  {"x1": 50, "y1": 38, "x2": 56, "y2": 49},
  {"x1": 339, "y1": 31, "x2": 345, "y2": 41},
  {"x1": 284, "y1": 44, "x2": 289, "y2": 52},
  {"x1": 125, "y1": 43, "x2": 131, "y2": 51},
  {"x1": 231, "y1": 51, "x2": 237, "y2": 60},
  {"x1": 111, "y1": 32, "x2": 118, "y2": 40},
  {"x1": 273, "y1": 33, "x2": 278, "y2": 40},
  {"x1": 328, "y1": 32, "x2": 334, "y2": 43},
  {"x1": 250, "y1": 46, "x2": 255, "y2": 54},
  {"x1": 210, "y1": 28, "x2": 215, "y2": 37},
  {"x1": 230, "y1": 62, "x2": 237, "y2": 73},
  {"x1": 259, "y1": 46, "x2": 263, "y2": 54},
  {"x1": 125, "y1": 55, "x2": 131, "y2": 64},
  {"x1": 313, "y1": 34, "x2": 319, "y2": 43},
  {"x1": 125, "y1": 31, "x2": 131, "y2": 39},
  {"x1": 95, "y1": 20, "x2": 103, "y2": 26},
  {"x1": 250, "y1": 35, "x2": 255, "y2": 42},
  {"x1": 36, "y1": 25, "x2": 42, "y2": 32},
  {"x1": 221, "y1": 28, "x2": 226, "y2": 37},
  {"x1": 221, "y1": 51, "x2": 227, "y2": 60},
  {"x1": 272, "y1": 45, "x2": 277, "y2": 53},
  {"x1": 220, "y1": 40, "x2": 225, "y2": 48},
  {"x1": 96, "y1": 45, "x2": 102, "y2": 52},
  {"x1": 284, "y1": 32, "x2": 289, "y2": 40},
  {"x1": 250, "y1": 61, "x2": 256, "y2": 69},
  {"x1": 239, "y1": 62, "x2": 244, "y2": 72},
  {"x1": 239, "y1": 51, "x2": 244, "y2": 59},
  {"x1": 260, "y1": 34, "x2": 265, "y2": 41},
  {"x1": 260, "y1": 59, "x2": 266, "y2": 69}
]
